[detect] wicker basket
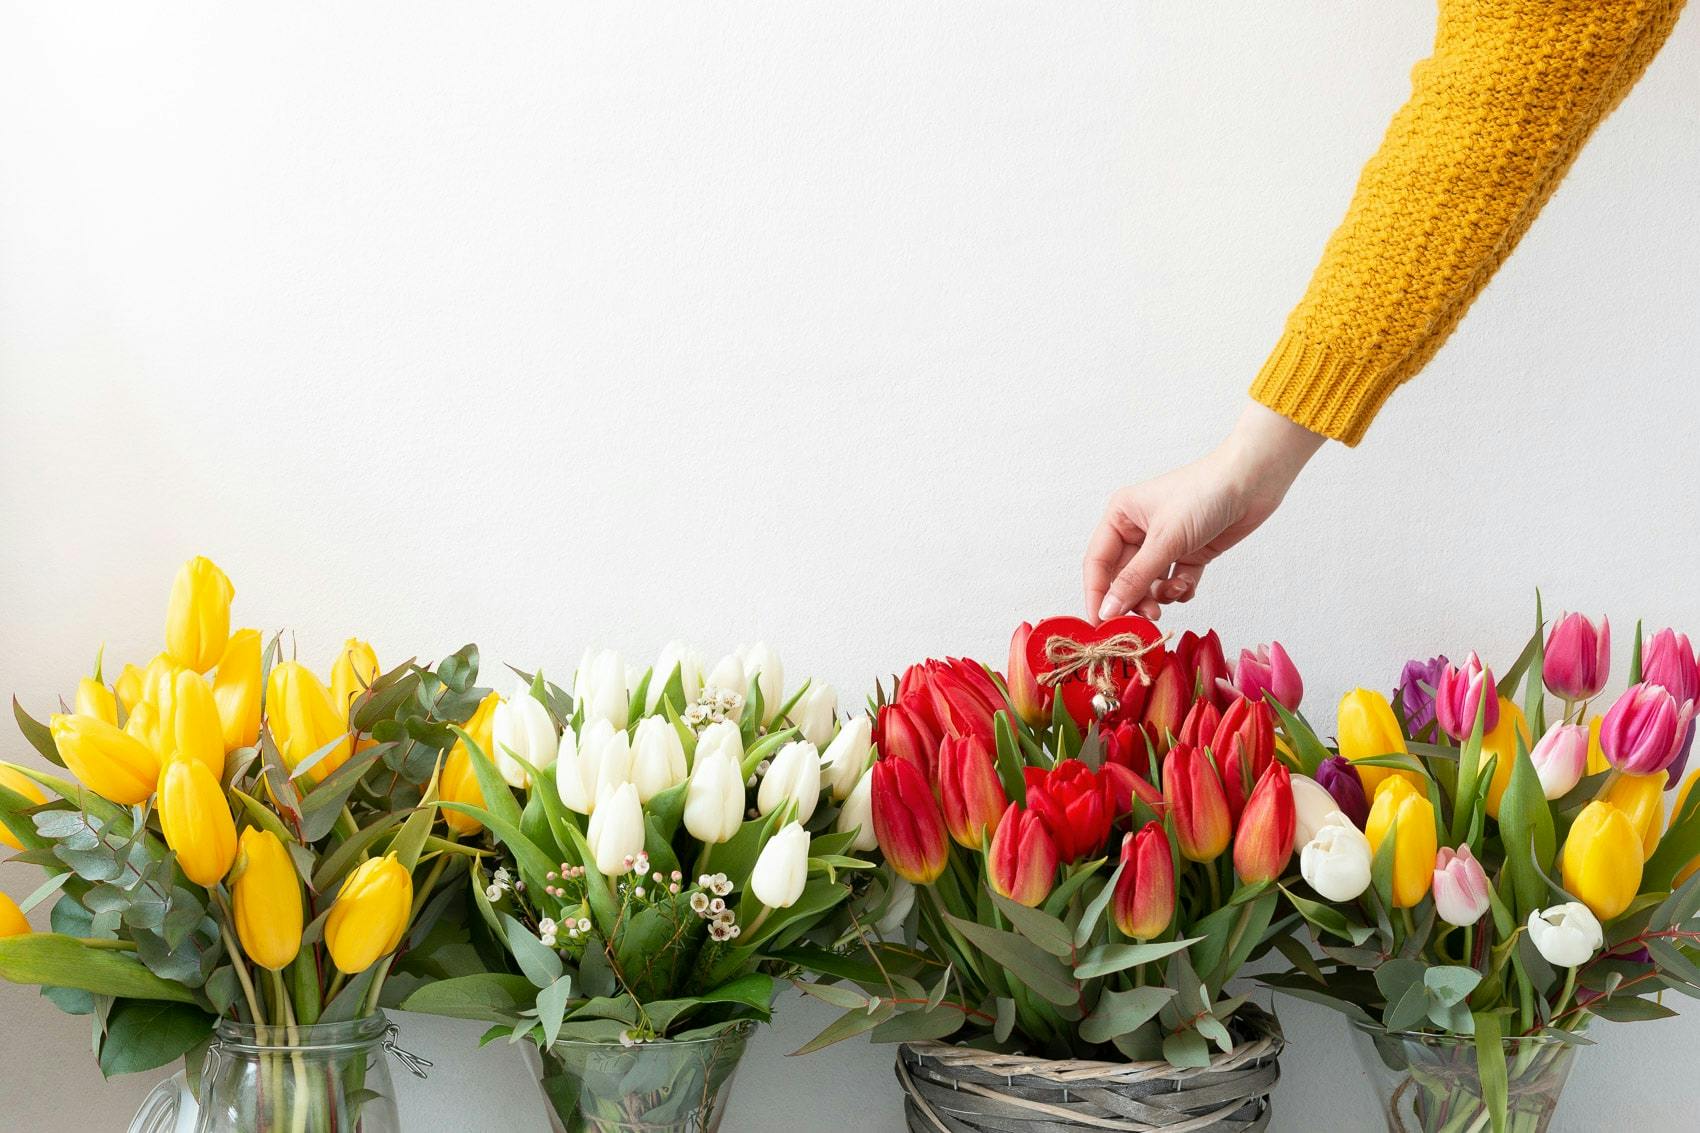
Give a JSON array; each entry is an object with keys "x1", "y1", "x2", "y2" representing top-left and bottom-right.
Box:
[{"x1": 895, "y1": 1004, "x2": 1283, "y2": 1133}]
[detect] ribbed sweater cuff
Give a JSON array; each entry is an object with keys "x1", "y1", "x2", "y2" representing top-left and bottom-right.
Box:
[{"x1": 1249, "y1": 331, "x2": 1399, "y2": 447}]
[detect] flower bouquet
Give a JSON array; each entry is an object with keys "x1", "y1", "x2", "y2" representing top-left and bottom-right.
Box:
[
  {"x1": 796, "y1": 616, "x2": 1299, "y2": 1132},
  {"x1": 1266, "y1": 605, "x2": 1700, "y2": 1133},
  {"x1": 0, "y1": 557, "x2": 485, "y2": 1133},
  {"x1": 399, "y1": 642, "x2": 876, "y2": 1133}
]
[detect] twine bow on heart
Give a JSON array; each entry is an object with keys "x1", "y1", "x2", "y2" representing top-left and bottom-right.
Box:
[{"x1": 1036, "y1": 632, "x2": 1169, "y2": 699}]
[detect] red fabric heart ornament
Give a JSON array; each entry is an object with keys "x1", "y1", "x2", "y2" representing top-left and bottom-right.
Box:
[{"x1": 1025, "y1": 615, "x2": 1165, "y2": 727}]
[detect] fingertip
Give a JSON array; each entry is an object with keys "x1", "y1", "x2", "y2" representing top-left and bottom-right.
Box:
[{"x1": 1096, "y1": 592, "x2": 1122, "y2": 622}]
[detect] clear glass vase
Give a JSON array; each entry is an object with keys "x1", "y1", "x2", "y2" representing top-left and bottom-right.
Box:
[
  {"x1": 1350, "y1": 1021, "x2": 1579, "y2": 1133},
  {"x1": 533, "y1": 1023, "x2": 754, "y2": 1133}
]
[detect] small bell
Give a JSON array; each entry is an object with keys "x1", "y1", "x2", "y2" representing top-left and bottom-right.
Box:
[{"x1": 1090, "y1": 690, "x2": 1118, "y2": 718}]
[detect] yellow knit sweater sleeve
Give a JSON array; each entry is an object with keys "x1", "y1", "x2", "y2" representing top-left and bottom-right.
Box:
[{"x1": 1251, "y1": 0, "x2": 1686, "y2": 446}]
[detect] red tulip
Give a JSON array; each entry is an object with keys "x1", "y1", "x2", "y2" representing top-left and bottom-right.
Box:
[
  {"x1": 1175, "y1": 629, "x2": 1232, "y2": 711},
  {"x1": 1006, "y1": 623, "x2": 1051, "y2": 727},
  {"x1": 1233, "y1": 762, "x2": 1296, "y2": 883},
  {"x1": 899, "y1": 659, "x2": 1002, "y2": 740},
  {"x1": 937, "y1": 733, "x2": 1007, "y2": 848},
  {"x1": 1101, "y1": 761, "x2": 1165, "y2": 820},
  {"x1": 1141, "y1": 655, "x2": 1189, "y2": 756},
  {"x1": 1112, "y1": 822, "x2": 1175, "y2": 940},
  {"x1": 1101, "y1": 719, "x2": 1151, "y2": 776},
  {"x1": 987, "y1": 803, "x2": 1059, "y2": 907},
  {"x1": 875, "y1": 698, "x2": 942, "y2": 779},
  {"x1": 896, "y1": 665, "x2": 942, "y2": 731},
  {"x1": 1023, "y1": 760, "x2": 1113, "y2": 863},
  {"x1": 1163, "y1": 743, "x2": 1231, "y2": 863},
  {"x1": 1178, "y1": 698, "x2": 1221, "y2": 750},
  {"x1": 1212, "y1": 697, "x2": 1276, "y2": 824},
  {"x1": 871, "y1": 757, "x2": 949, "y2": 884}
]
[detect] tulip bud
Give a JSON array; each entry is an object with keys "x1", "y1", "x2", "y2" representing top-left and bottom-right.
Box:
[
  {"x1": 704, "y1": 653, "x2": 748, "y2": 704},
  {"x1": 1164, "y1": 744, "x2": 1232, "y2": 863},
  {"x1": 630, "y1": 717, "x2": 689, "y2": 803},
  {"x1": 937, "y1": 734, "x2": 1006, "y2": 849},
  {"x1": 1543, "y1": 614, "x2": 1610, "y2": 701},
  {"x1": 788, "y1": 684, "x2": 839, "y2": 749},
  {"x1": 1365, "y1": 777, "x2": 1438, "y2": 908},
  {"x1": 1560, "y1": 800, "x2": 1643, "y2": 921},
  {"x1": 1600, "y1": 683, "x2": 1693, "y2": 776},
  {"x1": 1314, "y1": 756, "x2": 1370, "y2": 829},
  {"x1": 0, "y1": 764, "x2": 47, "y2": 850},
  {"x1": 574, "y1": 648, "x2": 630, "y2": 729},
  {"x1": 1177, "y1": 699, "x2": 1221, "y2": 752},
  {"x1": 1585, "y1": 715, "x2": 1609, "y2": 776},
  {"x1": 684, "y1": 738, "x2": 747, "y2": 845},
  {"x1": 586, "y1": 782, "x2": 646, "y2": 877},
  {"x1": 1435, "y1": 653, "x2": 1499, "y2": 743},
  {"x1": 821, "y1": 715, "x2": 874, "y2": 802},
  {"x1": 124, "y1": 699, "x2": 164, "y2": 755},
  {"x1": 1643, "y1": 632, "x2": 1698, "y2": 781},
  {"x1": 1527, "y1": 724, "x2": 1589, "y2": 801},
  {"x1": 1233, "y1": 642, "x2": 1303, "y2": 711},
  {"x1": 1527, "y1": 902, "x2": 1603, "y2": 968},
  {"x1": 1101, "y1": 720, "x2": 1151, "y2": 777},
  {"x1": 1300, "y1": 818, "x2": 1374, "y2": 901},
  {"x1": 1394, "y1": 656, "x2": 1450, "y2": 740},
  {"x1": 212, "y1": 629, "x2": 263, "y2": 752},
  {"x1": 0, "y1": 889, "x2": 27, "y2": 937},
  {"x1": 157, "y1": 753, "x2": 238, "y2": 887},
  {"x1": 1175, "y1": 629, "x2": 1232, "y2": 712},
  {"x1": 1234, "y1": 763, "x2": 1296, "y2": 883},
  {"x1": 325, "y1": 854, "x2": 412, "y2": 974},
  {"x1": 921, "y1": 660, "x2": 1000, "y2": 739},
  {"x1": 439, "y1": 691, "x2": 501, "y2": 835},
  {"x1": 1111, "y1": 822, "x2": 1175, "y2": 939},
  {"x1": 647, "y1": 642, "x2": 706, "y2": 712},
  {"x1": 1432, "y1": 845, "x2": 1491, "y2": 927},
  {"x1": 1597, "y1": 771, "x2": 1668, "y2": 860},
  {"x1": 51, "y1": 714, "x2": 161, "y2": 805},
  {"x1": 1141, "y1": 657, "x2": 1189, "y2": 754},
  {"x1": 1100, "y1": 762, "x2": 1165, "y2": 821},
  {"x1": 757, "y1": 740, "x2": 823, "y2": 823},
  {"x1": 329, "y1": 638, "x2": 380, "y2": 714},
  {"x1": 736, "y1": 642, "x2": 785, "y2": 724},
  {"x1": 874, "y1": 698, "x2": 941, "y2": 778},
  {"x1": 1337, "y1": 688, "x2": 1419, "y2": 798},
  {"x1": 166, "y1": 670, "x2": 227, "y2": 778},
  {"x1": 1024, "y1": 760, "x2": 1112, "y2": 863},
  {"x1": 164, "y1": 556, "x2": 234, "y2": 673},
  {"x1": 986, "y1": 803, "x2": 1058, "y2": 907},
  {"x1": 265, "y1": 662, "x2": 352, "y2": 782},
  {"x1": 1289, "y1": 774, "x2": 1340, "y2": 847},
  {"x1": 836, "y1": 767, "x2": 878, "y2": 851},
  {"x1": 142, "y1": 652, "x2": 187, "y2": 709},
  {"x1": 1006, "y1": 622, "x2": 1051, "y2": 727},
  {"x1": 871, "y1": 757, "x2": 949, "y2": 884},
  {"x1": 1480, "y1": 699, "x2": 1530, "y2": 819},
  {"x1": 491, "y1": 685, "x2": 560, "y2": 790},
  {"x1": 232, "y1": 828, "x2": 303, "y2": 970},
  {"x1": 1214, "y1": 697, "x2": 1275, "y2": 823},
  {"x1": 114, "y1": 663, "x2": 145, "y2": 716},
  {"x1": 75, "y1": 677, "x2": 117, "y2": 726},
  {"x1": 695, "y1": 720, "x2": 745, "y2": 768},
  {"x1": 557, "y1": 718, "x2": 634, "y2": 815},
  {"x1": 750, "y1": 822, "x2": 811, "y2": 909}
]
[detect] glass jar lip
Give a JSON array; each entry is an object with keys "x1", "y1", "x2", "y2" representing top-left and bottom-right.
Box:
[
  {"x1": 213, "y1": 1012, "x2": 391, "y2": 1051},
  {"x1": 1348, "y1": 1020, "x2": 1576, "y2": 1048},
  {"x1": 547, "y1": 1019, "x2": 757, "y2": 1050}
]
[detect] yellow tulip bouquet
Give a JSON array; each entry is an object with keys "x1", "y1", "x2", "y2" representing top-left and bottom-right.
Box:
[
  {"x1": 0, "y1": 557, "x2": 489, "y2": 1130},
  {"x1": 398, "y1": 645, "x2": 877, "y2": 1132},
  {"x1": 1265, "y1": 602, "x2": 1700, "y2": 1132}
]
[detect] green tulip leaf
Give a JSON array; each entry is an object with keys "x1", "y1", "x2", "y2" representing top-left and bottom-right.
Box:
[
  {"x1": 449, "y1": 724, "x2": 524, "y2": 831},
  {"x1": 0, "y1": 933, "x2": 197, "y2": 1003},
  {"x1": 1473, "y1": 1010, "x2": 1510, "y2": 1133},
  {"x1": 12, "y1": 697, "x2": 66, "y2": 767}
]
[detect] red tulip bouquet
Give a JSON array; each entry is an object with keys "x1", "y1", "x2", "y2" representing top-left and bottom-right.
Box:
[{"x1": 794, "y1": 617, "x2": 1303, "y2": 1130}]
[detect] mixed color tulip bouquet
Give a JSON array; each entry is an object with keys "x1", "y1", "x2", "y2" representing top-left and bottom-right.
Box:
[
  {"x1": 1266, "y1": 604, "x2": 1700, "y2": 1132},
  {"x1": 799, "y1": 616, "x2": 1302, "y2": 1071},
  {"x1": 0, "y1": 557, "x2": 484, "y2": 1130},
  {"x1": 399, "y1": 643, "x2": 876, "y2": 1131}
]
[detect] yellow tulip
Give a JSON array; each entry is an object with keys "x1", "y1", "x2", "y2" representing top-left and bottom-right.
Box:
[
  {"x1": 157, "y1": 754, "x2": 238, "y2": 888},
  {"x1": 324, "y1": 854, "x2": 413, "y2": 974},
  {"x1": 142, "y1": 652, "x2": 186, "y2": 707},
  {"x1": 51, "y1": 714, "x2": 161, "y2": 805},
  {"x1": 1675, "y1": 770, "x2": 1700, "y2": 886},
  {"x1": 1481, "y1": 699, "x2": 1531, "y2": 819},
  {"x1": 1585, "y1": 715, "x2": 1608, "y2": 776},
  {"x1": 1365, "y1": 776, "x2": 1438, "y2": 908},
  {"x1": 1561, "y1": 801, "x2": 1642, "y2": 920},
  {"x1": 1338, "y1": 688, "x2": 1422, "y2": 797},
  {"x1": 330, "y1": 639, "x2": 380, "y2": 715},
  {"x1": 1598, "y1": 771, "x2": 1668, "y2": 860},
  {"x1": 442, "y1": 691, "x2": 500, "y2": 835},
  {"x1": 124, "y1": 699, "x2": 165, "y2": 755},
  {"x1": 231, "y1": 828, "x2": 302, "y2": 970},
  {"x1": 0, "y1": 892, "x2": 28, "y2": 937},
  {"x1": 213, "y1": 629, "x2": 263, "y2": 751},
  {"x1": 114, "y1": 664, "x2": 145, "y2": 715},
  {"x1": 265, "y1": 662, "x2": 351, "y2": 783},
  {"x1": 0, "y1": 765, "x2": 47, "y2": 850},
  {"x1": 164, "y1": 670, "x2": 226, "y2": 778},
  {"x1": 165, "y1": 556, "x2": 235, "y2": 673},
  {"x1": 74, "y1": 678, "x2": 118, "y2": 726}
]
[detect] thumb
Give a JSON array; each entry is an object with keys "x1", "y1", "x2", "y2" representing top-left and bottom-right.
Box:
[{"x1": 1097, "y1": 528, "x2": 1183, "y2": 622}]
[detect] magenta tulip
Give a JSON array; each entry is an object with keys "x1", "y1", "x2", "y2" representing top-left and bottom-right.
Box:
[
  {"x1": 1542, "y1": 613, "x2": 1610, "y2": 701},
  {"x1": 1600, "y1": 682, "x2": 1694, "y2": 775},
  {"x1": 1435, "y1": 652, "x2": 1499, "y2": 742},
  {"x1": 1233, "y1": 642, "x2": 1303, "y2": 711}
]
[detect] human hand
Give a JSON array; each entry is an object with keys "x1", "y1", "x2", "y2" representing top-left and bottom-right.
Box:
[{"x1": 1084, "y1": 401, "x2": 1324, "y2": 622}]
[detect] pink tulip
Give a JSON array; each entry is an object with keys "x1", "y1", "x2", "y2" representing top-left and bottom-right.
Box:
[
  {"x1": 1599, "y1": 682, "x2": 1694, "y2": 775},
  {"x1": 1528, "y1": 724, "x2": 1589, "y2": 800},
  {"x1": 1435, "y1": 652, "x2": 1499, "y2": 742},
  {"x1": 1542, "y1": 613, "x2": 1610, "y2": 701},
  {"x1": 1642, "y1": 628, "x2": 1698, "y2": 705},
  {"x1": 1432, "y1": 845, "x2": 1491, "y2": 927},
  {"x1": 1233, "y1": 642, "x2": 1303, "y2": 711}
]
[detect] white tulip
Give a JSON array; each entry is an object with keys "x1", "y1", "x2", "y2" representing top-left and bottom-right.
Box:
[
  {"x1": 585, "y1": 782, "x2": 645, "y2": 876},
  {"x1": 704, "y1": 654, "x2": 748, "y2": 702},
  {"x1": 695, "y1": 720, "x2": 745, "y2": 769},
  {"x1": 1299, "y1": 819, "x2": 1374, "y2": 902},
  {"x1": 1290, "y1": 774, "x2": 1344, "y2": 846},
  {"x1": 875, "y1": 878, "x2": 915, "y2": 939},
  {"x1": 757, "y1": 740, "x2": 821, "y2": 823},
  {"x1": 647, "y1": 641, "x2": 705, "y2": 711},
  {"x1": 835, "y1": 766, "x2": 876, "y2": 851},
  {"x1": 1527, "y1": 903, "x2": 1603, "y2": 968},
  {"x1": 684, "y1": 742, "x2": 746, "y2": 844},
  {"x1": 490, "y1": 685, "x2": 559, "y2": 789},
  {"x1": 821, "y1": 715, "x2": 874, "y2": 802},
  {"x1": 737, "y1": 642, "x2": 784, "y2": 723},
  {"x1": 556, "y1": 718, "x2": 633, "y2": 814},
  {"x1": 574, "y1": 647, "x2": 630, "y2": 728},
  {"x1": 750, "y1": 822, "x2": 810, "y2": 909},
  {"x1": 789, "y1": 683, "x2": 838, "y2": 749},
  {"x1": 630, "y1": 717, "x2": 688, "y2": 802}
]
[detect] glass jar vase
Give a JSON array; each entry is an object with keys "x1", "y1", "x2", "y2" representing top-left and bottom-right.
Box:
[
  {"x1": 1350, "y1": 1021, "x2": 1579, "y2": 1133},
  {"x1": 533, "y1": 1022, "x2": 753, "y2": 1133}
]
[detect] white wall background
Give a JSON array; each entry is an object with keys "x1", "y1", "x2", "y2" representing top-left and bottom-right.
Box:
[{"x1": 2, "y1": 2, "x2": 1695, "y2": 1129}]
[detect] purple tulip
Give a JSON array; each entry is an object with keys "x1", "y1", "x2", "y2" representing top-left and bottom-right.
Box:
[
  {"x1": 1542, "y1": 613, "x2": 1610, "y2": 701},
  {"x1": 1435, "y1": 653, "x2": 1499, "y2": 743},
  {"x1": 1314, "y1": 755, "x2": 1369, "y2": 829},
  {"x1": 1395, "y1": 656, "x2": 1450, "y2": 739}
]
